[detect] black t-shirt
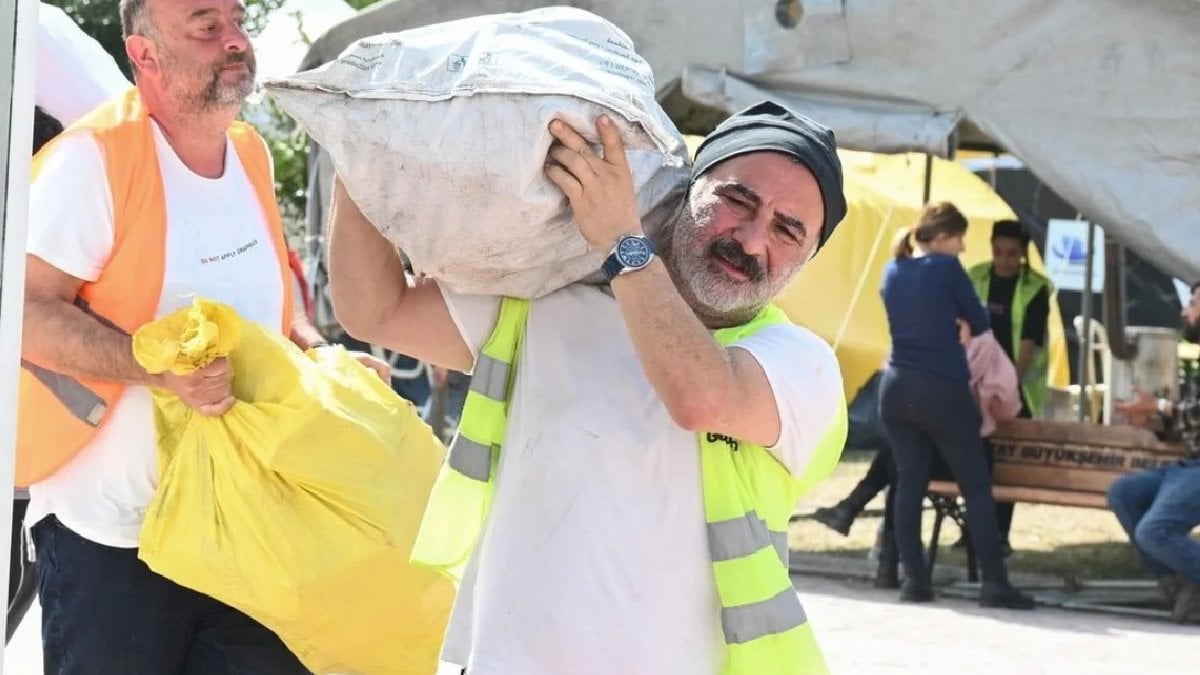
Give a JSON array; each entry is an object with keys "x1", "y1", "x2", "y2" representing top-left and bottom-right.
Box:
[{"x1": 986, "y1": 271, "x2": 1050, "y2": 362}]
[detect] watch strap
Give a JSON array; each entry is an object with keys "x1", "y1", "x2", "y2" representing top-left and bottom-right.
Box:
[{"x1": 601, "y1": 253, "x2": 625, "y2": 281}]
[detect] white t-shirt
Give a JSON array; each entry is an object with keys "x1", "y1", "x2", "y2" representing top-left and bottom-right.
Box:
[
  {"x1": 25, "y1": 121, "x2": 285, "y2": 548},
  {"x1": 439, "y1": 283, "x2": 843, "y2": 675}
]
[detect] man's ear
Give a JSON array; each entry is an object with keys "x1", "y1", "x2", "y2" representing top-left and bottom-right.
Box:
[{"x1": 125, "y1": 35, "x2": 159, "y2": 77}]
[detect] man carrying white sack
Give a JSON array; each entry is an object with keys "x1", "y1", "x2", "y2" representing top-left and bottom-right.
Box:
[
  {"x1": 20, "y1": 0, "x2": 387, "y2": 672},
  {"x1": 329, "y1": 101, "x2": 850, "y2": 674}
]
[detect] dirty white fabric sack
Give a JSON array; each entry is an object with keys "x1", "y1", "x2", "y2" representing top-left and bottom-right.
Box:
[{"x1": 265, "y1": 7, "x2": 689, "y2": 299}]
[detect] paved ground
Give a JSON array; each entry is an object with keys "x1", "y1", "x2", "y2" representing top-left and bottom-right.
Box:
[
  {"x1": 797, "y1": 576, "x2": 1197, "y2": 674},
  {"x1": 5, "y1": 575, "x2": 1196, "y2": 674}
]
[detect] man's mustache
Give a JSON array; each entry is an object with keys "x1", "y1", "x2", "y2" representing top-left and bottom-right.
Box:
[
  {"x1": 216, "y1": 51, "x2": 254, "y2": 73},
  {"x1": 707, "y1": 238, "x2": 765, "y2": 282}
]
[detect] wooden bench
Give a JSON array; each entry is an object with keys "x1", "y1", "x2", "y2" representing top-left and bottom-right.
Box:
[{"x1": 925, "y1": 419, "x2": 1186, "y2": 582}]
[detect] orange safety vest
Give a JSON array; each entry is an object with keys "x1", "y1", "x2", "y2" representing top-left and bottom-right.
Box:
[{"x1": 16, "y1": 87, "x2": 295, "y2": 487}]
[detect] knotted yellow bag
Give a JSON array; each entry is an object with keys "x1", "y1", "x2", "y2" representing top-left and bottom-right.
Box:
[{"x1": 133, "y1": 299, "x2": 453, "y2": 674}]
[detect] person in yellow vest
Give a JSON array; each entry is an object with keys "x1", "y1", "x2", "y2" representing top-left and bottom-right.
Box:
[
  {"x1": 20, "y1": 1, "x2": 384, "y2": 672},
  {"x1": 965, "y1": 220, "x2": 1052, "y2": 553},
  {"x1": 967, "y1": 220, "x2": 1053, "y2": 418},
  {"x1": 329, "y1": 101, "x2": 849, "y2": 674}
]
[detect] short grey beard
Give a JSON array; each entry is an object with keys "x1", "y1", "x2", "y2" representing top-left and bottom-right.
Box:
[
  {"x1": 649, "y1": 188, "x2": 774, "y2": 328},
  {"x1": 203, "y1": 75, "x2": 254, "y2": 110},
  {"x1": 157, "y1": 41, "x2": 253, "y2": 113}
]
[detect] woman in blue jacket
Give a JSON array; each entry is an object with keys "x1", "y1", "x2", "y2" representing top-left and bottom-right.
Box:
[{"x1": 879, "y1": 202, "x2": 1034, "y2": 609}]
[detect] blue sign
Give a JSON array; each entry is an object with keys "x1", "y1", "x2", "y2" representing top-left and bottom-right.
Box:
[{"x1": 1045, "y1": 219, "x2": 1104, "y2": 292}]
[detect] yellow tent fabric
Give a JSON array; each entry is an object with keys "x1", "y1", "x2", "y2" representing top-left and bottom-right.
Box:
[{"x1": 773, "y1": 150, "x2": 1070, "y2": 400}]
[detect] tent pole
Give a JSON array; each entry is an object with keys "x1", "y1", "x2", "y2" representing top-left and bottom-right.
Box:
[
  {"x1": 922, "y1": 153, "x2": 933, "y2": 204},
  {"x1": 1077, "y1": 221, "x2": 1097, "y2": 421},
  {"x1": 0, "y1": 0, "x2": 38, "y2": 662}
]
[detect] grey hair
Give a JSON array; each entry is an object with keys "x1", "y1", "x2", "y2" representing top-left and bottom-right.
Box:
[
  {"x1": 642, "y1": 183, "x2": 689, "y2": 257},
  {"x1": 120, "y1": 0, "x2": 154, "y2": 39}
]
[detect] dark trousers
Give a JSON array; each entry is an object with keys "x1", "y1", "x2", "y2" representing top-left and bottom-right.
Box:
[
  {"x1": 929, "y1": 440, "x2": 1015, "y2": 542},
  {"x1": 855, "y1": 444, "x2": 893, "y2": 505},
  {"x1": 880, "y1": 367, "x2": 1008, "y2": 584},
  {"x1": 33, "y1": 517, "x2": 310, "y2": 675},
  {"x1": 7, "y1": 497, "x2": 37, "y2": 643}
]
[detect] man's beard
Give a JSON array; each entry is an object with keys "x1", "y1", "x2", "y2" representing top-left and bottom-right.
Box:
[
  {"x1": 659, "y1": 201, "x2": 793, "y2": 322},
  {"x1": 160, "y1": 44, "x2": 256, "y2": 111}
]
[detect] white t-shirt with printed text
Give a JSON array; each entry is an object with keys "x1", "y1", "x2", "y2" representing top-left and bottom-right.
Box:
[
  {"x1": 438, "y1": 283, "x2": 843, "y2": 675},
  {"x1": 25, "y1": 121, "x2": 285, "y2": 548}
]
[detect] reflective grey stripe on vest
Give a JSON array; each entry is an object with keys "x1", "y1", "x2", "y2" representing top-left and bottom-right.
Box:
[
  {"x1": 721, "y1": 588, "x2": 808, "y2": 644},
  {"x1": 21, "y1": 360, "x2": 106, "y2": 427},
  {"x1": 447, "y1": 435, "x2": 493, "y2": 482},
  {"x1": 708, "y1": 510, "x2": 770, "y2": 562},
  {"x1": 769, "y1": 529, "x2": 789, "y2": 567},
  {"x1": 708, "y1": 511, "x2": 789, "y2": 566},
  {"x1": 469, "y1": 354, "x2": 510, "y2": 403}
]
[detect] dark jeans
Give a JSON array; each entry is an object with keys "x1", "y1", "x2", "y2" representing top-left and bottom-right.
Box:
[
  {"x1": 1107, "y1": 460, "x2": 1200, "y2": 585},
  {"x1": 33, "y1": 517, "x2": 310, "y2": 675},
  {"x1": 930, "y1": 440, "x2": 1014, "y2": 542},
  {"x1": 880, "y1": 367, "x2": 1009, "y2": 585},
  {"x1": 8, "y1": 497, "x2": 37, "y2": 643},
  {"x1": 858, "y1": 444, "x2": 893, "y2": 503}
]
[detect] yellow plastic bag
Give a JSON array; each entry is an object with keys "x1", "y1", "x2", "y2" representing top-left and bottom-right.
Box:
[{"x1": 133, "y1": 299, "x2": 454, "y2": 675}]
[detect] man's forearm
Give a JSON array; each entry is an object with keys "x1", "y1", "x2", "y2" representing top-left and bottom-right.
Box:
[
  {"x1": 610, "y1": 260, "x2": 738, "y2": 428},
  {"x1": 288, "y1": 314, "x2": 328, "y2": 350},
  {"x1": 22, "y1": 298, "x2": 154, "y2": 385},
  {"x1": 327, "y1": 178, "x2": 410, "y2": 340}
]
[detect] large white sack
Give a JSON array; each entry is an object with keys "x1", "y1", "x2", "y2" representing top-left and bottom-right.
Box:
[{"x1": 265, "y1": 7, "x2": 689, "y2": 299}]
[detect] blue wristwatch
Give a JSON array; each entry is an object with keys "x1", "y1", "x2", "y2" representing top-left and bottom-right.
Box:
[{"x1": 601, "y1": 235, "x2": 656, "y2": 281}]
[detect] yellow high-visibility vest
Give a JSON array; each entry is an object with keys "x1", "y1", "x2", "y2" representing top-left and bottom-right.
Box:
[{"x1": 412, "y1": 298, "x2": 846, "y2": 674}]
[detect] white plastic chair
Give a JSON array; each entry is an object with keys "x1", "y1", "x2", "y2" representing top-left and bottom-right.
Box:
[{"x1": 1071, "y1": 315, "x2": 1112, "y2": 423}]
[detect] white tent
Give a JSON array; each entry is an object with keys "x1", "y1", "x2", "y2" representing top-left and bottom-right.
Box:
[
  {"x1": 301, "y1": 0, "x2": 1200, "y2": 284},
  {"x1": 0, "y1": 2, "x2": 132, "y2": 662},
  {"x1": 0, "y1": 0, "x2": 38, "y2": 661}
]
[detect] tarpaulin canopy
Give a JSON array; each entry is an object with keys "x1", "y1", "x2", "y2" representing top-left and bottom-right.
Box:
[{"x1": 303, "y1": 0, "x2": 1200, "y2": 284}]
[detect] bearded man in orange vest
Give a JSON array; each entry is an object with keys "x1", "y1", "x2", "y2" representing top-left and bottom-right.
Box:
[{"x1": 20, "y1": 1, "x2": 386, "y2": 671}]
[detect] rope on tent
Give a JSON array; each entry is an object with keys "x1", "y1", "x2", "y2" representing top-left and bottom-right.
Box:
[{"x1": 832, "y1": 202, "x2": 895, "y2": 351}]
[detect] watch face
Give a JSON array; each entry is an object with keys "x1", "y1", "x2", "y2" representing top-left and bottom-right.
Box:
[{"x1": 617, "y1": 237, "x2": 653, "y2": 268}]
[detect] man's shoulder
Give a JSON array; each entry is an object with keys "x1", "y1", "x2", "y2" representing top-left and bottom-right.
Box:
[
  {"x1": 35, "y1": 129, "x2": 100, "y2": 159},
  {"x1": 734, "y1": 321, "x2": 838, "y2": 366},
  {"x1": 32, "y1": 131, "x2": 105, "y2": 184}
]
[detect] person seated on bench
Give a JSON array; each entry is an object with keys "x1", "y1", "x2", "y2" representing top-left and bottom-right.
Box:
[
  {"x1": 879, "y1": 201, "x2": 1034, "y2": 609},
  {"x1": 1109, "y1": 280, "x2": 1200, "y2": 624}
]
